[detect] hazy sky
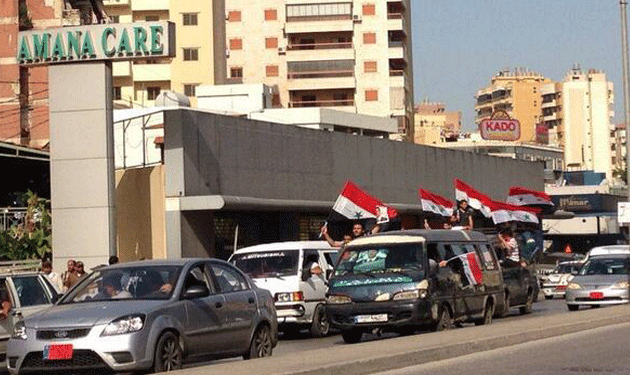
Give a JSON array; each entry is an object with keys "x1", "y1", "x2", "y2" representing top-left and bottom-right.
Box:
[{"x1": 411, "y1": 0, "x2": 624, "y2": 131}]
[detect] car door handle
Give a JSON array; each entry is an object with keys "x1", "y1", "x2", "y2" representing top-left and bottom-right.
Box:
[
  {"x1": 248, "y1": 297, "x2": 255, "y2": 304},
  {"x1": 215, "y1": 301, "x2": 223, "y2": 309}
]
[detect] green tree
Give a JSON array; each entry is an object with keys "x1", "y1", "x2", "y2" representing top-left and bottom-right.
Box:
[{"x1": 0, "y1": 191, "x2": 51, "y2": 261}]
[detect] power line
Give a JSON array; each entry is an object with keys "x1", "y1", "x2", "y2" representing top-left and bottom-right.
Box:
[
  {"x1": 0, "y1": 118, "x2": 50, "y2": 143},
  {"x1": 0, "y1": 80, "x2": 49, "y2": 84}
]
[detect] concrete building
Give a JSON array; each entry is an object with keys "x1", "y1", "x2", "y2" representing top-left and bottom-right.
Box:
[
  {"x1": 414, "y1": 101, "x2": 461, "y2": 145},
  {"x1": 102, "y1": 0, "x2": 227, "y2": 108},
  {"x1": 475, "y1": 68, "x2": 552, "y2": 144},
  {"x1": 541, "y1": 67, "x2": 615, "y2": 180},
  {"x1": 224, "y1": 0, "x2": 414, "y2": 140},
  {"x1": 612, "y1": 123, "x2": 626, "y2": 181}
]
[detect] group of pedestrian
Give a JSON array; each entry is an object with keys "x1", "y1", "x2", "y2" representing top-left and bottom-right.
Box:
[{"x1": 41, "y1": 259, "x2": 88, "y2": 292}]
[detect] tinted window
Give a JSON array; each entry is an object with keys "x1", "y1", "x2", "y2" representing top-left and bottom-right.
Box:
[
  {"x1": 579, "y1": 257, "x2": 630, "y2": 276},
  {"x1": 232, "y1": 250, "x2": 299, "y2": 278},
  {"x1": 211, "y1": 263, "x2": 249, "y2": 293},
  {"x1": 324, "y1": 251, "x2": 339, "y2": 268},
  {"x1": 478, "y1": 244, "x2": 498, "y2": 270},
  {"x1": 12, "y1": 276, "x2": 50, "y2": 307}
]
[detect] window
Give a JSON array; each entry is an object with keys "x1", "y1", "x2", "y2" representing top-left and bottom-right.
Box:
[
  {"x1": 363, "y1": 32, "x2": 376, "y2": 44},
  {"x1": 230, "y1": 66, "x2": 243, "y2": 78},
  {"x1": 365, "y1": 89, "x2": 378, "y2": 102},
  {"x1": 229, "y1": 38, "x2": 242, "y2": 50},
  {"x1": 265, "y1": 37, "x2": 278, "y2": 49},
  {"x1": 13, "y1": 276, "x2": 50, "y2": 307},
  {"x1": 182, "y1": 13, "x2": 198, "y2": 26},
  {"x1": 183, "y1": 48, "x2": 199, "y2": 61},
  {"x1": 211, "y1": 263, "x2": 248, "y2": 293},
  {"x1": 147, "y1": 87, "x2": 161, "y2": 100},
  {"x1": 145, "y1": 15, "x2": 159, "y2": 21},
  {"x1": 113, "y1": 86, "x2": 121, "y2": 100},
  {"x1": 266, "y1": 65, "x2": 279, "y2": 77},
  {"x1": 362, "y1": 3, "x2": 375, "y2": 15},
  {"x1": 264, "y1": 9, "x2": 277, "y2": 21},
  {"x1": 227, "y1": 10, "x2": 241, "y2": 22},
  {"x1": 110, "y1": 15, "x2": 120, "y2": 23},
  {"x1": 286, "y1": 3, "x2": 352, "y2": 21},
  {"x1": 183, "y1": 265, "x2": 214, "y2": 293},
  {"x1": 184, "y1": 84, "x2": 198, "y2": 97},
  {"x1": 364, "y1": 60, "x2": 377, "y2": 73}
]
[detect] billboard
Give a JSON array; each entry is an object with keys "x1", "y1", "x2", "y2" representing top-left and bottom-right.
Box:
[{"x1": 479, "y1": 118, "x2": 521, "y2": 141}]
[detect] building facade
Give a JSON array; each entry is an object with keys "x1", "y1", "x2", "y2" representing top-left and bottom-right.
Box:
[
  {"x1": 103, "y1": 0, "x2": 227, "y2": 108},
  {"x1": 413, "y1": 101, "x2": 461, "y2": 145},
  {"x1": 541, "y1": 67, "x2": 615, "y2": 180},
  {"x1": 224, "y1": 0, "x2": 414, "y2": 140},
  {"x1": 475, "y1": 68, "x2": 552, "y2": 144}
]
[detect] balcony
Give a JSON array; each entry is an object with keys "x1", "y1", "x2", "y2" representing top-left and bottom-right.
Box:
[
  {"x1": 387, "y1": 13, "x2": 404, "y2": 31},
  {"x1": 289, "y1": 98, "x2": 355, "y2": 108},
  {"x1": 132, "y1": 63, "x2": 171, "y2": 82},
  {"x1": 388, "y1": 41, "x2": 405, "y2": 59},
  {"x1": 389, "y1": 70, "x2": 405, "y2": 87},
  {"x1": 131, "y1": 0, "x2": 168, "y2": 11},
  {"x1": 287, "y1": 75, "x2": 356, "y2": 91},
  {"x1": 285, "y1": 18, "x2": 354, "y2": 34},
  {"x1": 286, "y1": 42, "x2": 354, "y2": 61},
  {"x1": 113, "y1": 61, "x2": 131, "y2": 77},
  {"x1": 103, "y1": 0, "x2": 129, "y2": 6}
]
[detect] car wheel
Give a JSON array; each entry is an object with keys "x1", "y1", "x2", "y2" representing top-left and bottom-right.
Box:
[
  {"x1": 153, "y1": 332, "x2": 183, "y2": 372},
  {"x1": 519, "y1": 290, "x2": 533, "y2": 315},
  {"x1": 244, "y1": 324, "x2": 273, "y2": 360},
  {"x1": 432, "y1": 306, "x2": 452, "y2": 331},
  {"x1": 475, "y1": 301, "x2": 494, "y2": 326},
  {"x1": 500, "y1": 293, "x2": 510, "y2": 317},
  {"x1": 310, "y1": 304, "x2": 330, "y2": 338},
  {"x1": 544, "y1": 295, "x2": 553, "y2": 300},
  {"x1": 341, "y1": 329, "x2": 363, "y2": 344},
  {"x1": 567, "y1": 304, "x2": 579, "y2": 311}
]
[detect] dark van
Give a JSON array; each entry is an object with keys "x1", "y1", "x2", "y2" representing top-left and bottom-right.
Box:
[{"x1": 326, "y1": 230, "x2": 505, "y2": 343}]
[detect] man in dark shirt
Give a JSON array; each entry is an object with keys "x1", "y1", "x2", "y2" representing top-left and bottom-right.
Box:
[{"x1": 455, "y1": 200, "x2": 474, "y2": 230}]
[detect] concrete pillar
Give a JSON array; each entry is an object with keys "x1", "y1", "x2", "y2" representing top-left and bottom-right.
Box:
[{"x1": 48, "y1": 62, "x2": 116, "y2": 271}]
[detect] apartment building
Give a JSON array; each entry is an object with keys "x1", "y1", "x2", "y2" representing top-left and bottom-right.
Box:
[
  {"x1": 103, "y1": 0, "x2": 226, "y2": 108},
  {"x1": 475, "y1": 68, "x2": 552, "y2": 144},
  {"x1": 541, "y1": 67, "x2": 615, "y2": 180},
  {"x1": 413, "y1": 100, "x2": 461, "y2": 145},
  {"x1": 224, "y1": 0, "x2": 414, "y2": 139}
]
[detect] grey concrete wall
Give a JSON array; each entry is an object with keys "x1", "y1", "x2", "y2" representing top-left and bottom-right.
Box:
[{"x1": 164, "y1": 109, "x2": 543, "y2": 205}]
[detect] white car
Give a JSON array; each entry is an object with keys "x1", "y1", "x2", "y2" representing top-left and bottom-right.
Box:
[{"x1": 542, "y1": 261, "x2": 583, "y2": 299}]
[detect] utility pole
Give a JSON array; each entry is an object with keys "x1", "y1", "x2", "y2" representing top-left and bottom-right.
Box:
[{"x1": 621, "y1": 0, "x2": 630, "y2": 199}]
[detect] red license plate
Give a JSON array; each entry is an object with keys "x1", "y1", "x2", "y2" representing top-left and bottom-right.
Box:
[
  {"x1": 556, "y1": 285, "x2": 567, "y2": 291},
  {"x1": 44, "y1": 344, "x2": 73, "y2": 360},
  {"x1": 589, "y1": 292, "x2": 604, "y2": 300}
]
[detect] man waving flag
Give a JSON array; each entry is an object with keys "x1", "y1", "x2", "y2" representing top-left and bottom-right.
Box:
[
  {"x1": 454, "y1": 179, "x2": 492, "y2": 218},
  {"x1": 329, "y1": 181, "x2": 399, "y2": 225}
]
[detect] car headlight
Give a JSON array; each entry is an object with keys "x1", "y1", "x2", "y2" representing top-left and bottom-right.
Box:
[
  {"x1": 566, "y1": 282, "x2": 582, "y2": 290},
  {"x1": 611, "y1": 281, "x2": 629, "y2": 290},
  {"x1": 12, "y1": 321, "x2": 27, "y2": 340},
  {"x1": 326, "y1": 294, "x2": 352, "y2": 304},
  {"x1": 392, "y1": 290, "x2": 421, "y2": 300},
  {"x1": 101, "y1": 314, "x2": 145, "y2": 336},
  {"x1": 275, "y1": 292, "x2": 304, "y2": 302}
]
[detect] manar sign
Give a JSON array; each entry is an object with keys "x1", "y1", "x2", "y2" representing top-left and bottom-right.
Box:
[
  {"x1": 479, "y1": 110, "x2": 520, "y2": 141},
  {"x1": 17, "y1": 22, "x2": 175, "y2": 66}
]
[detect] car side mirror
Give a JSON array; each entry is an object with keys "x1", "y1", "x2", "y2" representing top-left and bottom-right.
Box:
[
  {"x1": 301, "y1": 268, "x2": 311, "y2": 282},
  {"x1": 183, "y1": 285, "x2": 209, "y2": 299}
]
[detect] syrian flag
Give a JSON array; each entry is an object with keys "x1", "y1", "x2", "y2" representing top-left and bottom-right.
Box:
[
  {"x1": 454, "y1": 179, "x2": 492, "y2": 218},
  {"x1": 488, "y1": 200, "x2": 541, "y2": 225},
  {"x1": 450, "y1": 252, "x2": 483, "y2": 286},
  {"x1": 419, "y1": 189, "x2": 454, "y2": 217},
  {"x1": 329, "y1": 181, "x2": 399, "y2": 224},
  {"x1": 507, "y1": 186, "x2": 554, "y2": 207}
]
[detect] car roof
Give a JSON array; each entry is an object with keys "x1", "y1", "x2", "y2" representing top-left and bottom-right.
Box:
[
  {"x1": 104, "y1": 258, "x2": 214, "y2": 269},
  {"x1": 370, "y1": 229, "x2": 489, "y2": 242},
  {"x1": 587, "y1": 245, "x2": 630, "y2": 257},
  {"x1": 233, "y1": 241, "x2": 335, "y2": 254},
  {"x1": 558, "y1": 260, "x2": 583, "y2": 266}
]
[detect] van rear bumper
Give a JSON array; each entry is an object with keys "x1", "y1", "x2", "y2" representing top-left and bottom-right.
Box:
[{"x1": 326, "y1": 299, "x2": 433, "y2": 331}]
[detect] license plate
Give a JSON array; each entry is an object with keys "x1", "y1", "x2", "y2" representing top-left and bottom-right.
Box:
[
  {"x1": 589, "y1": 292, "x2": 604, "y2": 300},
  {"x1": 556, "y1": 285, "x2": 567, "y2": 291},
  {"x1": 354, "y1": 314, "x2": 388, "y2": 323},
  {"x1": 43, "y1": 344, "x2": 73, "y2": 360}
]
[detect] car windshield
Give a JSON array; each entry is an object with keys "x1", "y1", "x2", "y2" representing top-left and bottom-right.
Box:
[
  {"x1": 59, "y1": 265, "x2": 182, "y2": 304},
  {"x1": 578, "y1": 257, "x2": 630, "y2": 276},
  {"x1": 555, "y1": 263, "x2": 580, "y2": 274},
  {"x1": 231, "y1": 250, "x2": 299, "y2": 278},
  {"x1": 334, "y1": 244, "x2": 422, "y2": 277}
]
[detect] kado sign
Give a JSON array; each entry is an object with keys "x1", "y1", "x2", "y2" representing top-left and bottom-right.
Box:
[{"x1": 479, "y1": 110, "x2": 520, "y2": 141}]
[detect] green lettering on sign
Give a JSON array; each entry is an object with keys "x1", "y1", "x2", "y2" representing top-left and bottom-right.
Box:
[
  {"x1": 150, "y1": 26, "x2": 164, "y2": 55},
  {"x1": 18, "y1": 37, "x2": 32, "y2": 62},
  {"x1": 102, "y1": 27, "x2": 116, "y2": 57},
  {"x1": 81, "y1": 31, "x2": 96, "y2": 58},
  {"x1": 33, "y1": 33, "x2": 51, "y2": 61},
  {"x1": 51, "y1": 33, "x2": 66, "y2": 60},
  {"x1": 133, "y1": 27, "x2": 148, "y2": 55},
  {"x1": 67, "y1": 31, "x2": 81, "y2": 59},
  {"x1": 117, "y1": 28, "x2": 133, "y2": 56}
]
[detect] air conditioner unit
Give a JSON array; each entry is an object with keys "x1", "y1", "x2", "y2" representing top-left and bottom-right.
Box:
[
  {"x1": 278, "y1": 46, "x2": 286, "y2": 54},
  {"x1": 353, "y1": 14, "x2": 362, "y2": 22}
]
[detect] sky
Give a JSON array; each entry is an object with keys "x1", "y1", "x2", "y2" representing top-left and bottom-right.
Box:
[{"x1": 411, "y1": 0, "x2": 624, "y2": 131}]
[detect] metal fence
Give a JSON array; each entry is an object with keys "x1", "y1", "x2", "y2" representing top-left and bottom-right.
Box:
[{"x1": 0, "y1": 207, "x2": 27, "y2": 232}]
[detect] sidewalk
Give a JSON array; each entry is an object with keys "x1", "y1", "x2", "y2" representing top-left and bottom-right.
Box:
[{"x1": 175, "y1": 304, "x2": 630, "y2": 375}]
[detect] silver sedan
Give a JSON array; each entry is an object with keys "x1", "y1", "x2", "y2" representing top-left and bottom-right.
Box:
[
  {"x1": 7, "y1": 259, "x2": 277, "y2": 373},
  {"x1": 565, "y1": 255, "x2": 629, "y2": 311}
]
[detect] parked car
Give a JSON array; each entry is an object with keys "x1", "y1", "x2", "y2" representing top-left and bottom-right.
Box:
[
  {"x1": 0, "y1": 260, "x2": 61, "y2": 365},
  {"x1": 230, "y1": 241, "x2": 338, "y2": 337},
  {"x1": 7, "y1": 259, "x2": 278, "y2": 374},
  {"x1": 326, "y1": 230, "x2": 505, "y2": 344},
  {"x1": 542, "y1": 261, "x2": 583, "y2": 300},
  {"x1": 565, "y1": 254, "x2": 630, "y2": 311}
]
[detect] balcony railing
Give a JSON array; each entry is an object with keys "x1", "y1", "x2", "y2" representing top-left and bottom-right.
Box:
[
  {"x1": 288, "y1": 42, "x2": 352, "y2": 51},
  {"x1": 287, "y1": 15, "x2": 352, "y2": 22},
  {"x1": 289, "y1": 99, "x2": 355, "y2": 108},
  {"x1": 288, "y1": 70, "x2": 354, "y2": 79},
  {"x1": 227, "y1": 77, "x2": 243, "y2": 84},
  {"x1": 387, "y1": 13, "x2": 403, "y2": 19},
  {"x1": 389, "y1": 69, "x2": 405, "y2": 76},
  {"x1": 388, "y1": 41, "x2": 404, "y2": 48}
]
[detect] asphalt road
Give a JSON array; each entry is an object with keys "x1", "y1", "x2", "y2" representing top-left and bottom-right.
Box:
[{"x1": 372, "y1": 321, "x2": 630, "y2": 375}]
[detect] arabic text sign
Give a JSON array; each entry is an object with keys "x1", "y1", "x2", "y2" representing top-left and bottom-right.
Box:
[{"x1": 479, "y1": 119, "x2": 521, "y2": 141}]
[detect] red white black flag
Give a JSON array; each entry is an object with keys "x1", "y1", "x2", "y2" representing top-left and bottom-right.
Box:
[
  {"x1": 507, "y1": 186, "x2": 554, "y2": 207},
  {"x1": 454, "y1": 179, "x2": 492, "y2": 218},
  {"x1": 330, "y1": 181, "x2": 399, "y2": 224},
  {"x1": 488, "y1": 200, "x2": 541, "y2": 225},
  {"x1": 419, "y1": 189, "x2": 454, "y2": 217}
]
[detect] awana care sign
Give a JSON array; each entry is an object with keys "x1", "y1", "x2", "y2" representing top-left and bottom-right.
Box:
[{"x1": 17, "y1": 22, "x2": 175, "y2": 66}]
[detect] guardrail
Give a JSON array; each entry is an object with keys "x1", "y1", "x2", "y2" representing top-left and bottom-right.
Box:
[{"x1": 0, "y1": 260, "x2": 42, "y2": 274}]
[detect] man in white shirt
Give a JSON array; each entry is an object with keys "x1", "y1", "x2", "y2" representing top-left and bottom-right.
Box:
[{"x1": 41, "y1": 261, "x2": 63, "y2": 292}]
